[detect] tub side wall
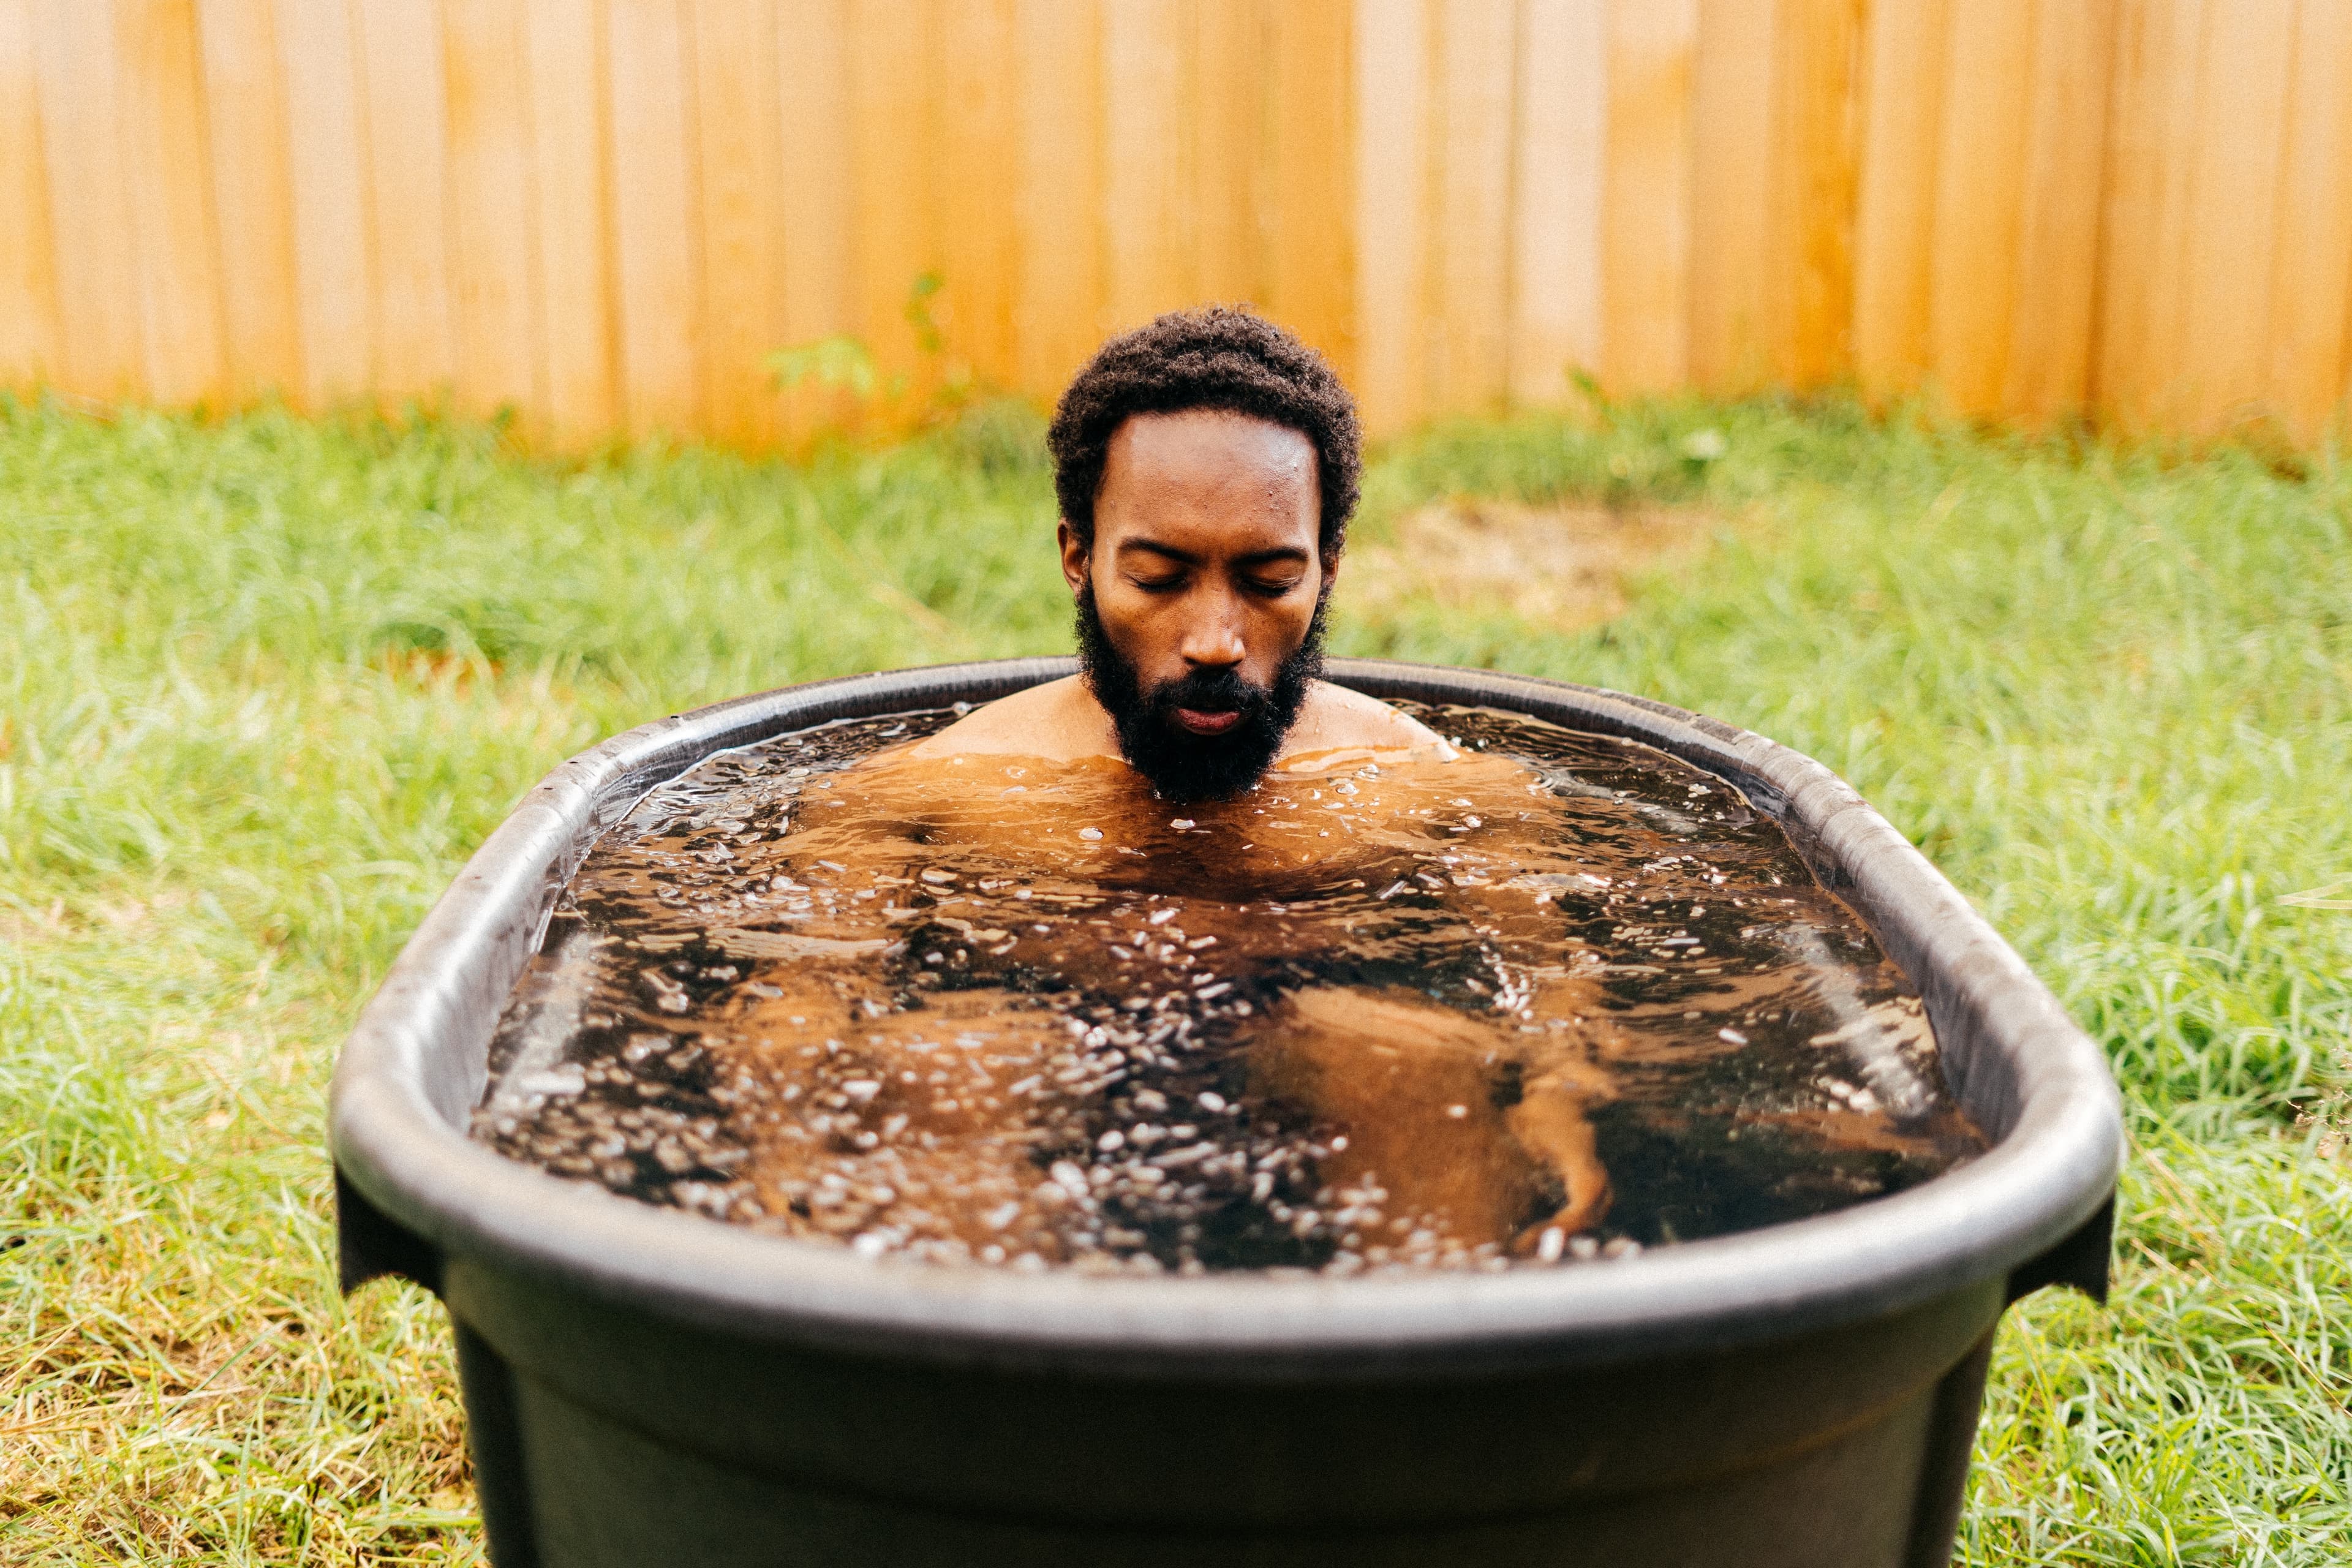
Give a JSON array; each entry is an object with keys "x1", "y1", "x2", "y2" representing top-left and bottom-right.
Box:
[
  {"x1": 441, "y1": 1246, "x2": 2003, "y2": 1556},
  {"x1": 331, "y1": 659, "x2": 2117, "y2": 1370}
]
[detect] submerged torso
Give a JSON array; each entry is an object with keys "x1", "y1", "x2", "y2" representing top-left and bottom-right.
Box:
[{"x1": 476, "y1": 703, "x2": 1985, "y2": 1274}]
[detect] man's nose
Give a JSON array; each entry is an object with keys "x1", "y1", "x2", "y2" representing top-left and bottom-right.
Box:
[{"x1": 1178, "y1": 596, "x2": 1246, "y2": 668}]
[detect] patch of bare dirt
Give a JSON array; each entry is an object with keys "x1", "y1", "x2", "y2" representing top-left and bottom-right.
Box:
[
  {"x1": 0, "y1": 890, "x2": 191, "y2": 947},
  {"x1": 1345, "y1": 499, "x2": 1722, "y2": 630},
  {"x1": 2296, "y1": 1044, "x2": 2352, "y2": 1161},
  {"x1": 374, "y1": 646, "x2": 502, "y2": 690},
  {"x1": 0, "y1": 899, "x2": 70, "y2": 947},
  {"x1": 2297, "y1": 1091, "x2": 2350, "y2": 1160}
]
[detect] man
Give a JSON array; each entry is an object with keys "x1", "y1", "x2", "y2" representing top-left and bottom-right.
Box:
[
  {"x1": 861, "y1": 309, "x2": 1612, "y2": 1260},
  {"x1": 911, "y1": 306, "x2": 1444, "y2": 797}
]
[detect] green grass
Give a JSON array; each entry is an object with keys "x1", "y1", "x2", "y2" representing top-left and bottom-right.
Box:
[{"x1": 3, "y1": 392, "x2": 2347, "y2": 1562}]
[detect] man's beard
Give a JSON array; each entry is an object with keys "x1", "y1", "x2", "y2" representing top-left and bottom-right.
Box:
[{"x1": 1074, "y1": 585, "x2": 1327, "y2": 803}]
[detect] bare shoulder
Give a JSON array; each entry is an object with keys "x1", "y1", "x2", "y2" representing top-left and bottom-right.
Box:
[
  {"x1": 1280, "y1": 680, "x2": 1446, "y2": 756},
  {"x1": 903, "y1": 674, "x2": 1436, "y2": 764},
  {"x1": 902, "y1": 676, "x2": 1119, "y2": 761}
]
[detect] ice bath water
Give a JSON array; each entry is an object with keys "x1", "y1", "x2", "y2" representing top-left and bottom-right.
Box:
[{"x1": 473, "y1": 703, "x2": 1985, "y2": 1275}]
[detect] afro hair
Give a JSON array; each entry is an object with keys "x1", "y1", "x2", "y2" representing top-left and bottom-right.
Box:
[{"x1": 1047, "y1": 306, "x2": 1362, "y2": 557}]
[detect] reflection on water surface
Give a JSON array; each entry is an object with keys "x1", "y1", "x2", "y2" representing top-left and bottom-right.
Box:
[{"x1": 475, "y1": 702, "x2": 1983, "y2": 1274}]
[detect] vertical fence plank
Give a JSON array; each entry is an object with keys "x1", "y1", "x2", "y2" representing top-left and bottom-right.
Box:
[
  {"x1": 1427, "y1": 0, "x2": 1516, "y2": 413},
  {"x1": 2269, "y1": 0, "x2": 2352, "y2": 438},
  {"x1": 197, "y1": 0, "x2": 303, "y2": 402},
  {"x1": 1687, "y1": 0, "x2": 1777, "y2": 394},
  {"x1": 118, "y1": 0, "x2": 225, "y2": 407},
  {"x1": 0, "y1": 0, "x2": 61, "y2": 385},
  {"x1": 1191, "y1": 0, "x2": 1263, "y2": 309},
  {"x1": 2000, "y1": 0, "x2": 2115, "y2": 423},
  {"x1": 2176, "y1": 0, "x2": 2295, "y2": 431},
  {"x1": 1851, "y1": 0, "x2": 1948, "y2": 398},
  {"x1": 1352, "y1": 0, "x2": 1430, "y2": 434},
  {"x1": 848, "y1": 0, "x2": 937, "y2": 404},
  {"x1": 1925, "y1": 0, "x2": 2035, "y2": 416},
  {"x1": 937, "y1": 0, "x2": 1019, "y2": 390},
  {"x1": 34, "y1": 0, "x2": 148, "y2": 400},
  {"x1": 2093, "y1": 0, "x2": 2175, "y2": 424},
  {"x1": 275, "y1": 0, "x2": 374, "y2": 406},
  {"x1": 1012, "y1": 0, "x2": 1103, "y2": 398},
  {"x1": 354, "y1": 0, "x2": 455, "y2": 402},
  {"x1": 2136, "y1": 0, "x2": 2212, "y2": 430},
  {"x1": 447, "y1": 0, "x2": 545, "y2": 428},
  {"x1": 689, "y1": 0, "x2": 784, "y2": 447},
  {"x1": 1102, "y1": 0, "x2": 1191, "y2": 328},
  {"x1": 1510, "y1": 0, "x2": 1605, "y2": 404},
  {"x1": 523, "y1": 0, "x2": 617, "y2": 444},
  {"x1": 1265, "y1": 0, "x2": 1355, "y2": 375},
  {"x1": 609, "y1": 0, "x2": 704, "y2": 435},
  {"x1": 1766, "y1": 0, "x2": 1860, "y2": 387},
  {"x1": 776, "y1": 0, "x2": 854, "y2": 433},
  {"x1": 1601, "y1": 0, "x2": 1695, "y2": 394}
]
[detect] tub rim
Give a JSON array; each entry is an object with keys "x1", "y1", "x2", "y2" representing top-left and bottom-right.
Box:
[{"x1": 329, "y1": 656, "x2": 2120, "y2": 1380}]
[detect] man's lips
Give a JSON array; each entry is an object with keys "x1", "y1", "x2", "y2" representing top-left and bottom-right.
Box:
[{"x1": 1172, "y1": 706, "x2": 1243, "y2": 736}]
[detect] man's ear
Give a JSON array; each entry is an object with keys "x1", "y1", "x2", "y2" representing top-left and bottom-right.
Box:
[
  {"x1": 1057, "y1": 520, "x2": 1091, "y2": 598},
  {"x1": 1320, "y1": 542, "x2": 1341, "y2": 593}
]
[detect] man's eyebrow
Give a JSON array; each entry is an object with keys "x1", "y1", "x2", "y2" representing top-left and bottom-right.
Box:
[
  {"x1": 1114, "y1": 539, "x2": 1201, "y2": 565},
  {"x1": 1112, "y1": 539, "x2": 1313, "y2": 568}
]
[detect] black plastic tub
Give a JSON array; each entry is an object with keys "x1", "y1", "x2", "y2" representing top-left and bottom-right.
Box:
[{"x1": 331, "y1": 658, "x2": 2120, "y2": 1568}]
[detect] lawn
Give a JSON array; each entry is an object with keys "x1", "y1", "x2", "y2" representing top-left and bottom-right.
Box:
[{"x1": 2, "y1": 391, "x2": 2347, "y2": 1563}]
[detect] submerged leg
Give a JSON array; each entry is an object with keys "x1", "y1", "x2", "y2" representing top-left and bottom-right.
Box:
[
  {"x1": 1251, "y1": 987, "x2": 1551, "y2": 1250},
  {"x1": 1505, "y1": 1065, "x2": 1613, "y2": 1242}
]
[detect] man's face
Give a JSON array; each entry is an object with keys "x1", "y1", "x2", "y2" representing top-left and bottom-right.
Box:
[{"x1": 1063, "y1": 409, "x2": 1335, "y2": 801}]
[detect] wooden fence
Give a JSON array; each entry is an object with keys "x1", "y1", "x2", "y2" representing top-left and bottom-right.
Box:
[{"x1": 4, "y1": 0, "x2": 2350, "y2": 448}]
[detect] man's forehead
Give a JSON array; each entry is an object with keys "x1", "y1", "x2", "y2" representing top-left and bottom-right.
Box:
[{"x1": 1102, "y1": 409, "x2": 1318, "y2": 489}]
